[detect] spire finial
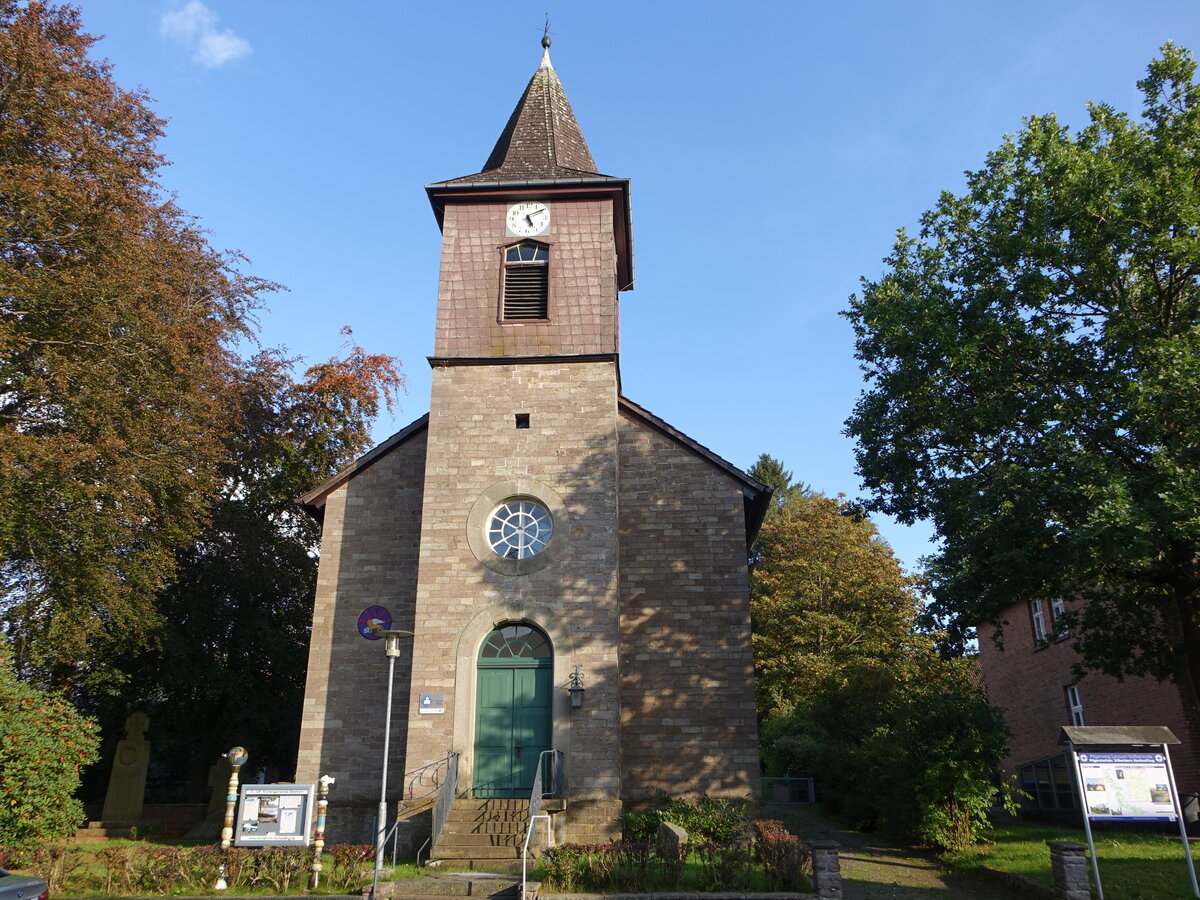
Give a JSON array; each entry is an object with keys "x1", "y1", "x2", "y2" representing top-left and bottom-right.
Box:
[{"x1": 540, "y1": 15, "x2": 553, "y2": 67}]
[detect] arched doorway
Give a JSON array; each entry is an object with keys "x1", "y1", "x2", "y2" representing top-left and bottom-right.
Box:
[{"x1": 473, "y1": 624, "x2": 553, "y2": 798}]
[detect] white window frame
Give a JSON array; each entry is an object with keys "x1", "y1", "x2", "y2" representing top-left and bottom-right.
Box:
[
  {"x1": 1066, "y1": 684, "x2": 1085, "y2": 726},
  {"x1": 1030, "y1": 598, "x2": 1048, "y2": 644},
  {"x1": 1050, "y1": 597, "x2": 1068, "y2": 637}
]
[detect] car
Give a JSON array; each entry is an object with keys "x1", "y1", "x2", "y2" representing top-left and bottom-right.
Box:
[{"x1": 0, "y1": 868, "x2": 48, "y2": 900}]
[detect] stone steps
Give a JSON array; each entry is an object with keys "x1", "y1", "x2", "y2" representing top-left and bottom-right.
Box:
[{"x1": 431, "y1": 798, "x2": 532, "y2": 869}]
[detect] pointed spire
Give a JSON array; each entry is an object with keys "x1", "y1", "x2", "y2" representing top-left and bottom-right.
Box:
[{"x1": 446, "y1": 36, "x2": 600, "y2": 184}]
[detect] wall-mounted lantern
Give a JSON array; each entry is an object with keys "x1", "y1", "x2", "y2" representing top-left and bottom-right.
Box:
[{"x1": 567, "y1": 665, "x2": 585, "y2": 710}]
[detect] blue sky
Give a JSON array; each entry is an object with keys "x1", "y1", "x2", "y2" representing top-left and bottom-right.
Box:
[{"x1": 75, "y1": 0, "x2": 1200, "y2": 575}]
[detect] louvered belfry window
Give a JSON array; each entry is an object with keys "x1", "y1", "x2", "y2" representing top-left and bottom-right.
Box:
[{"x1": 502, "y1": 242, "x2": 549, "y2": 320}]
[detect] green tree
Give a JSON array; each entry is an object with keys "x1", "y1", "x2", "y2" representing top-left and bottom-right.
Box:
[
  {"x1": 844, "y1": 44, "x2": 1200, "y2": 698},
  {"x1": 751, "y1": 490, "x2": 921, "y2": 718},
  {"x1": 0, "y1": 1, "x2": 273, "y2": 691},
  {"x1": 89, "y1": 336, "x2": 404, "y2": 795},
  {"x1": 751, "y1": 457, "x2": 1011, "y2": 849},
  {"x1": 0, "y1": 644, "x2": 99, "y2": 849},
  {"x1": 748, "y1": 453, "x2": 809, "y2": 522}
]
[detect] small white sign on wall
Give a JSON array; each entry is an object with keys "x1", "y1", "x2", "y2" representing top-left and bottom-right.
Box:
[{"x1": 419, "y1": 693, "x2": 445, "y2": 714}]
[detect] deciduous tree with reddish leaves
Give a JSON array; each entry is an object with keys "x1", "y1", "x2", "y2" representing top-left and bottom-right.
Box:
[
  {"x1": 0, "y1": 3, "x2": 404, "y2": 789},
  {"x1": 0, "y1": 0, "x2": 272, "y2": 690}
]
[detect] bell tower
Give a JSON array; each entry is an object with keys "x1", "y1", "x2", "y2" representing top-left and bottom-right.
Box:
[
  {"x1": 425, "y1": 38, "x2": 632, "y2": 362},
  {"x1": 403, "y1": 37, "x2": 634, "y2": 841}
]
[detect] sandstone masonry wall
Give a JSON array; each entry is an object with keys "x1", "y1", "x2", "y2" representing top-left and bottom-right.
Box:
[
  {"x1": 295, "y1": 430, "x2": 426, "y2": 817},
  {"x1": 403, "y1": 359, "x2": 624, "y2": 843},
  {"x1": 616, "y1": 412, "x2": 761, "y2": 802}
]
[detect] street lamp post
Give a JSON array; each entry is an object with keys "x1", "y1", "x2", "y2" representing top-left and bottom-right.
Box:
[{"x1": 374, "y1": 629, "x2": 413, "y2": 878}]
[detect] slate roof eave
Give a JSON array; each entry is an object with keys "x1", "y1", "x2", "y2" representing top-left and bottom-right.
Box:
[
  {"x1": 426, "y1": 173, "x2": 626, "y2": 189},
  {"x1": 618, "y1": 395, "x2": 772, "y2": 548},
  {"x1": 296, "y1": 413, "x2": 430, "y2": 519}
]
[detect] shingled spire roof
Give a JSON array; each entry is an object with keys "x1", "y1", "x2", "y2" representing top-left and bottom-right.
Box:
[{"x1": 440, "y1": 38, "x2": 603, "y2": 184}]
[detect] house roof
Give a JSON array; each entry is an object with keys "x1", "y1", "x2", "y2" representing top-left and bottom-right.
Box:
[
  {"x1": 296, "y1": 398, "x2": 771, "y2": 547},
  {"x1": 434, "y1": 39, "x2": 606, "y2": 186},
  {"x1": 1059, "y1": 725, "x2": 1181, "y2": 747}
]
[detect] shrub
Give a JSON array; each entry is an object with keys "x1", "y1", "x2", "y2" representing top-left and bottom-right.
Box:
[
  {"x1": 622, "y1": 791, "x2": 750, "y2": 843},
  {"x1": 542, "y1": 841, "x2": 686, "y2": 892},
  {"x1": 330, "y1": 843, "x2": 374, "y2": 890},
  {"x1": 861, "y1": 669, "x2": 1016, "y2": 851},
  {"x1": 0, "y1": 647, "x2": 100, "y2": 850},
  {"x1": 246, "y1": 846, "x2": 309, "y2": 892},
  {"x1": 542, "y1": 843, "x2": 589, "y2": 892},
  {"x1": 4, "y1": 845, "x2": 85, "y2": 894},
  {"x1": 751, "y1": 819, "x2": 809, "y2": 890}
]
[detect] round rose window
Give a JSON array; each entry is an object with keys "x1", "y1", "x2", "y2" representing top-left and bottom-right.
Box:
[{"x1": 487, "y1": 499, "x2": 553, "y2": 559}]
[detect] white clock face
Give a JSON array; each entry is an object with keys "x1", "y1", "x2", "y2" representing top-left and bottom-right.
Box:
[{"x1": 506, "y1": 201, "x2": 550, "y2": 237}]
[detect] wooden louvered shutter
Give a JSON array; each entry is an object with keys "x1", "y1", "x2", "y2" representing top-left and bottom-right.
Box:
[{"x1": 503, "y1": 243, "x2": 549, "y2": 320}]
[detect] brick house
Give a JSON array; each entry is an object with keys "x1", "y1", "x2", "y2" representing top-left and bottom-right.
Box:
[
  {"x1": 292, "y1": 40, "x2": 768, "y2": 856},
  {"x1": 977, "y1": 599, "x2": 1200, "y2": 815}
]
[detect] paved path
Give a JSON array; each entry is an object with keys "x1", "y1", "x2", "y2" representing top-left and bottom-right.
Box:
[{"x1": 772, "y1": 806, "x2": 1020, "y2": 899}]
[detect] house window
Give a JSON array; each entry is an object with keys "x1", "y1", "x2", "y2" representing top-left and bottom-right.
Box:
[
  {"x1": 1050, "y1": 597, "x2": 1068, "y2": 636},
  {"x1": 1030, "y1": 599, "x2": 1048, "y2": 644},
  {"x1": 502, "y1": 242, "x2": 548, "y2": 320},
  {"x1": 1066, "y1": 685, "x2": 1085, "y2": 726}
]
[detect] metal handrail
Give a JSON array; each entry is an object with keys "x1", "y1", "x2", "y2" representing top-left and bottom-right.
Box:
[
  {"x1": 405, "y1": 754, "x2": 450, "y2": 803},
  {"x1": 522, "y1": 814, "x2": 551, "y2": 900},
  {"x1": 430, "y1": 750, "x2": 459, "y2": 857},
  {"x1": 369, "y1": 815, "x2": 407, "y2": 900},
  {"x1": 528, "y1": 749, "x2": 563, "y2": 830}
]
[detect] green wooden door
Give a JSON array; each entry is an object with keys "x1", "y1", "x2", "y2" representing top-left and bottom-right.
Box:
[{"x1": 474, "y1": 625, "x2": 552, "y2": 799}]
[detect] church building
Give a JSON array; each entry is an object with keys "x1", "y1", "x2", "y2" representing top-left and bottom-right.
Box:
[{"x1": 294, "y1": 39, "x2": 768, "y2": 858}]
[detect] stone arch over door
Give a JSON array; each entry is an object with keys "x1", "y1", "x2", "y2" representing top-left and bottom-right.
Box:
[{"x1": 452, "y1": 601, "x2": 575, "y2": 794}]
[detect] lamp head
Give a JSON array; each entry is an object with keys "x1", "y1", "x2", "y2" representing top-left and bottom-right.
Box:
[{"x1": 382, "y1": 629, "x2": 414, "y2": 657}]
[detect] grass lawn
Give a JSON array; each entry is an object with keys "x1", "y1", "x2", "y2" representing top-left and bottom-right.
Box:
[{"x1": 946, "y1": 821, "x2": 1200, "y2": 900}]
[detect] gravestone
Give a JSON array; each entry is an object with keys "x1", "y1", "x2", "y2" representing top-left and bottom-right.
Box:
[
  {"x1": 184, "y1": 755, "x2": 233, "y2": 839},
  {"x1": 656, "y1": 821, "x2": 688, "y2": 861},
  {"x1": 100, "y1": 712, "x2": 150, "y2": 823}
]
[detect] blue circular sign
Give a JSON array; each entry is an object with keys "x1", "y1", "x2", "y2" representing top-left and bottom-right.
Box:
[{"x1": 358, "y1": 606, "x2": 392, "y2": 640}]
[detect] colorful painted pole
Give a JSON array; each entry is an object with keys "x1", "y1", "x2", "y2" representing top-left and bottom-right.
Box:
[
  {"x1": 215, "y1": 746, "x2": 248, "y2": 891},
  {"x1": 310, "y1": 774, "x2": 336, "y2": 889}
]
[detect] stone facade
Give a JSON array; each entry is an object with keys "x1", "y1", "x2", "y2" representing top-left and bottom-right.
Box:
[
  {"x1": 403, "y1": 358, "x2": 625, "y2": 842},
  {"x1": 294, "y1": 45, "x2": 765, "y2": 846},
  {"x1": 433, "y1": 199, "x2": 619, "y2": 359},
  {"x1": 295, "y1": 426, "x2": 427, "y2": 835},
  {"x1": 617, "y1": 407, "x2": 760, "y2": 801}
]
